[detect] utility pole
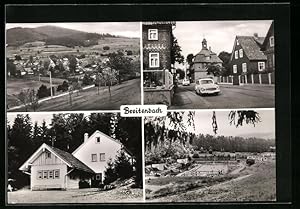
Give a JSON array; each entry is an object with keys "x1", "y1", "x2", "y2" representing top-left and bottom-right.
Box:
[{"x1": 49, "y1": 70, "x2": 53, "y2": 97}]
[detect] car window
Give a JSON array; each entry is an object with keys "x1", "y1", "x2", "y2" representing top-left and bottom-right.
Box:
[{"x1": 200, "y1": 80, "x2": 213, "y2": 84}]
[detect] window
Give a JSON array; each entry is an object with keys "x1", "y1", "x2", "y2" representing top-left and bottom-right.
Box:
[
  {"x1": 100, "y1": 153, "x2": 105, "y2": 161},
  {"x1": 235, "y1": 50, "x2": 238, "y2": 59},
  {"x1": 37, "y1": 171, "x2": 42, "y2": 179},
  {"x1": 258, "y1": 62, "x2": 265, "y2": 71},
  {"x1": 43, "y1": 170, "x2": 48, "y2": 179},
  {"x1": 95, "y1": 173, "x2": 102, "y2": 180},
  {"x1": 54, "y1": 170, "x2": 60, "y2": 179},
  {"x1": 149, "y1": 53, "x2": 159, "y2": 68},
  {"x1": 148, "y1": 29, "x2": 158, "y2": 40},
  {"x1": 96, "y1": 137, "x2": 100, "y2": 143},
  {"x1": 143, "y1": 71, "x2": 164, "y2": 88},
  {"x1": 233, "y1": 65, "x2": 237, "y2": 73},
  {"x1": 206, "y1": 56, "x2": 210, "y2": 61},
  {"x1": 48, "y1": 170, "x2": 53, "y2": 179},
  {"x1": 92, "y1": 154, "x2": 97, "y2": 162},
  {"x1": 242, "y1": 63, "x2": 247, "y2": 72},
  {"x1": 269, "y1": 36, "x2": 274, "y2": 47},
  {"x1": 239, "y1": 49, "x2": 243, "y2": 58},
  {"x1": 45, "y1": 151, "x2": 51, "y2": 159}
]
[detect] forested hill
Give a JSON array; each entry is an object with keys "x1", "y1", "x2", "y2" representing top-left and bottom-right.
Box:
[{"x1": 7, "y1": 25, "x2": 118, "y2": 47}]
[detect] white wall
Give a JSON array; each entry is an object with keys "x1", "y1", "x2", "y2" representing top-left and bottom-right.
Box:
[
  {"x1": 31, "y1": 164, "x2": 67, "y2": 190},
  {"x1": 73, "y1": 132, "x2": 122, "y2": 181}
]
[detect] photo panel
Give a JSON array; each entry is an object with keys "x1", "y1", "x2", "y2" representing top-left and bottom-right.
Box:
[
  {"x1": 144, "y1": 109, "x2": 276, "y2": 202},
  {"x1": 142, "y1": 21, "x2": 275, "y2": 109},
  {"x1": 6, "y1": 22, "x2": 141, "y2": 112},
  {"x1": 6, "y1": 112, "x2": 143, "y2": 204}
]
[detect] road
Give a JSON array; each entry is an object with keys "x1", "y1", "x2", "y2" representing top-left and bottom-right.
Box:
[
  {"x1": 8, "y1": 78, "x2": 141, "y2": 112},
  {"x1": 169, "y1": 83, "x2": 275, "y2": 109}
]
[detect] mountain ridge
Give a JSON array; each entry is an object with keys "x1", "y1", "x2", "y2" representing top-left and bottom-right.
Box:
[{"x1": 6, "y1": 25, "x2": 119, "y2": 47}]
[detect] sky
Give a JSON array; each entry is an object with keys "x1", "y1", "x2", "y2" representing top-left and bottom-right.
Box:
[
  {"x1": 174, "y1": 20, "x2": 273, "y2": 59},
  {"x1": 6, "y1": 22, "x2": 140, "y2": 38},
  {"x1": 161, "y1": 109, "x2": 275, "y2": 139}
]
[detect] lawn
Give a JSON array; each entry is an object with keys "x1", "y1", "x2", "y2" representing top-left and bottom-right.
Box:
[
  {"x1": 7, "y1": 187, "x2": 143, "y2": 204},
  {"x1": 6, "y1": 77, "x2": 66, "y2": 108},
  {"x1": 8, "y1": 78, "x2": 141, "y2": 111}
]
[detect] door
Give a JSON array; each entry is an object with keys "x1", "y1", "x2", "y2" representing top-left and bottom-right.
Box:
[
  {"x1": 233, "y1": 75, "x2": 239, "y2": 85},
  {"x1": 91, "y1": 173, "x2": 102, "y2": 187}
]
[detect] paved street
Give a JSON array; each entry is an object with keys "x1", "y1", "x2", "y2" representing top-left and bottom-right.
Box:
[{"x1": 169, "y1": 83, "x2": 275, "y2": 109}]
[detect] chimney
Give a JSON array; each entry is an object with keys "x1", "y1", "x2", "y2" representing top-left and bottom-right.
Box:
[{"x1": 84, "y1": 133, "x2": 89, "y2": 142}]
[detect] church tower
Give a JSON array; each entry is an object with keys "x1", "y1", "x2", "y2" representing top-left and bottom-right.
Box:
[{"x1": 202, "y1": 38, "x2": 208, "y2": 49}]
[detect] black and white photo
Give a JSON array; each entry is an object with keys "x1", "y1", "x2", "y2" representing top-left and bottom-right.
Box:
[
  {"x1": 144, "y1": 110, "x2": 276, "y2": 202},
  {"x1": 6, "y1": 22, "x2": 141, "y2": 112},
  {"x1": 143, "y1": 21, "x2": 275, "y2": 109},
  {"x1": 7, "y1": 112, "x2": 143, "y2": 203}
]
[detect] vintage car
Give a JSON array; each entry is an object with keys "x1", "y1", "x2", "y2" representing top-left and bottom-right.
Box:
[
  {"x1": 182, "y1": 78, "x2": 190, "y2": 86},
  {"x1": 195, "y1": 78, "x2": 220, "y2": 96}
]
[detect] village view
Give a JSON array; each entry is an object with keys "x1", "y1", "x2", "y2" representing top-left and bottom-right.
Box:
[{"x1": 6, "y1": 23, "x2": 141, "y2": 111}]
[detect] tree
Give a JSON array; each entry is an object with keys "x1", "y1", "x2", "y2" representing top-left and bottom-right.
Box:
[
  {"x1": 82, "y1": 74, "x2": 94, "y2": 86},
  {"x1": 8, "y1": 114, "x2": 33, "y2": 188},
  {"x1": 15, "y1": 55, "x2": 22, "y2": 61},
  {"x1": 218, "y1": 51, "x2": 232, "y2": 76},
  {"x1": 104, "y1": 159, "x2": 118, "y2": 185},
  {"x1": 171, "y1": 34, "x2": 184, "y2": 65},
  {"x1": 14, "y1": 89, "x2": 30, "y2": 111},
  {"x1": 176, "y1": 68, "x2": 185, "y2": 79},
  {"x1": 114, "y1": 151, "x2": 134, "y2": 180},
  {"x1": 28, "y1": 89, "x2": 40, "y2": 111},
  {"x1": 186, "y1": 54, "x2": 194, "y2": 65},
  {"x1": 206, "y1": 64, "x2": 222, "y2": 76},
  {"x1": 7, "y1": 59, "x2": 17, "y2": 77},
  {"x1": 69, "y1": 56, "x2": 77, "y2": 75},
  {"x1": 37, "y1": 84, "x2": 50, "y2": 99},
  {"x1": 106, "y1": 51, "x2": 132, "y2": 83},
  {"x1": 98, "y1": 67, "x2": 118, "y2": 99}
]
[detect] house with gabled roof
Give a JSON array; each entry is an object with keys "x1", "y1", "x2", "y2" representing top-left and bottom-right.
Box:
[
  {"x1": 192, "y1": 38, "x2": 223, "y2": 81},
  {"x1": 72, "y1": 130, "x2": 133, "y2": 187},
  {"x1": 19, "y1": 130, "x2": 133, "y2": 190},
  {"x1": 261, "y1": 21, "x2": 275, "y2": 72},
  {"x1": 229, "y1": 34, "x2": 267, "y2": 85},
  {"x1": 19, "y1": 143, "x2": 94, "y2": 190}
]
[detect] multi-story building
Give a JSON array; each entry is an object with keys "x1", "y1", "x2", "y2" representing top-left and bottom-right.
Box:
[
  {"x1": 261, "y1": 21, "x2": 275, "y2": 72},
  {"x1": 192, "y1": 38, "x2": 223, "y2": 81},
  {"x1": 143, "y1": 22, "x2": 175, "y2": 105},
  {"x1": 229, "y1": 34, "x2": 267, "y2": 85}
]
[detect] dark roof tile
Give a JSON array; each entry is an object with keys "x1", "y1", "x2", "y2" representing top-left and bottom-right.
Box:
[
  {"x1": 49, "y1": 146, "x2": 94, "y2": 174},
  {"x1": 237, "y1": 36, "x2": 267, "y2": 60}
]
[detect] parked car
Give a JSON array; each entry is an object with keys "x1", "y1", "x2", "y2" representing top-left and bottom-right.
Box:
[
  {"x1": 182, "y1": 78, "x2": 190, "y2": 86},
  {"x1": 195, "y1": 78, "x2": 220, "y2": 96}
]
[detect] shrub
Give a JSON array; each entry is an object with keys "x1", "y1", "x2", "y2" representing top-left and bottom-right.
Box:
[
  {"x1": 57, "y1": 81, "x2": 69, "y2": 92},
  {"x1": 103, "y1": 46, "x2": 110, "y2": 50},
  {"x1": 37, "y1": 84, "x2": 50, "y2": 99},
  {"x1": 192, "y1": 153, "x2": 199, "y2": 158}
]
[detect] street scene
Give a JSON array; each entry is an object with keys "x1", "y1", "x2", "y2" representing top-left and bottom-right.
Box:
[
  {"x1": 143, "y1": 21, "x2": 275, "y2": 108},
  {"x1": 144, "y1": 110, "x2": 276, "y2": 202},
  {"x1": 170, "y1": 84, "x2": 274, "y2": 109},
  {"x1": 6, "y1": 22, "x2": 141, "y2": 111}
]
